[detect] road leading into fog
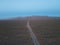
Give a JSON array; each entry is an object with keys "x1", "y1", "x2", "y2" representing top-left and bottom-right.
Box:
[{"x1": 27, "y1": 21, "x2": 40, "y2": 45}]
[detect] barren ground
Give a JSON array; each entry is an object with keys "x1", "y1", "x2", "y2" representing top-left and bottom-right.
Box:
[
  {"x1": 30, "y1": 19, "x2": 60, "y2": 45},
  {"x1": 0, "y1": 20, "x2": 33, "y2": 45}
]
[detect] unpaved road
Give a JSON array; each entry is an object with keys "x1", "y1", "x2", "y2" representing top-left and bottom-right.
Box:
[{"x1": 27, "y1": 21, "x2": 40, "y2": 45}]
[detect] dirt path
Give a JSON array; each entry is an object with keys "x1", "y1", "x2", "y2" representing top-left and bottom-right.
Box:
[{"x1": 27, "y1": 21, "x2": 40, "y2": 45}]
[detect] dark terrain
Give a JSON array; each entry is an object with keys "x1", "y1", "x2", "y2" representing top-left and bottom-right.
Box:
[
  {"x1": 0, "y1": 20, "x2": 33, "y2": 45},
  {"x1": 0, "y1": 16, "x2": 60, "y2": 45},
  {"x1": 29, "y1": 16, "x2": 60, "y2": 45}
]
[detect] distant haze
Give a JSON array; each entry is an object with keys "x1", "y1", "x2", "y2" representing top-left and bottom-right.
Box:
[
  {"x1": 0, "y1": 0, "x2": 60, "y2": 19},
  {"x1": 1, "y1": 16, "x2": 59, "y2": 20}
]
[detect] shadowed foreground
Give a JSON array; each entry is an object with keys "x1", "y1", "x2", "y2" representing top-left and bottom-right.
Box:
[
  {"x1": 30, "y1": 19, "x2": 60, "y2": 45},
  {"x1": 0, "y1": 20, "x2": 33, "y2": 45},
  {"x1": 0, "y1": 16, "x2": 60, "y2": 45}
]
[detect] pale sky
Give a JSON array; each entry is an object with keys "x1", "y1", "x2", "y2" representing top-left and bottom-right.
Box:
[{"x1": 0, "y1": 0, "x2": 60, "y2": 19}]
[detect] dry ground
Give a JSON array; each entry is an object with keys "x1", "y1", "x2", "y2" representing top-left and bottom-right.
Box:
[
  {"x1": 30, "y1": 19, "x2": 60, "y2": 45},
  {"x1": 0, "y1": 20, "x2": 33, "y2": 45}
]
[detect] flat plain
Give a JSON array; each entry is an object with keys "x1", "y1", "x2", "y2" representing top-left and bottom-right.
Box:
[
  {"x1": 0, "y1": 20, "x2": 33, "y2": 45},
  {"x1": 0, "y1": 16, "x2": 60, "y2": 45},
  {"x1": 30, "y1": 18, "x2": 60, "y2": 45}
]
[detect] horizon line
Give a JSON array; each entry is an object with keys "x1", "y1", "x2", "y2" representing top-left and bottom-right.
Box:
[{"x1": 0, "y1": 15, "x2": 60, "y2": 20}]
